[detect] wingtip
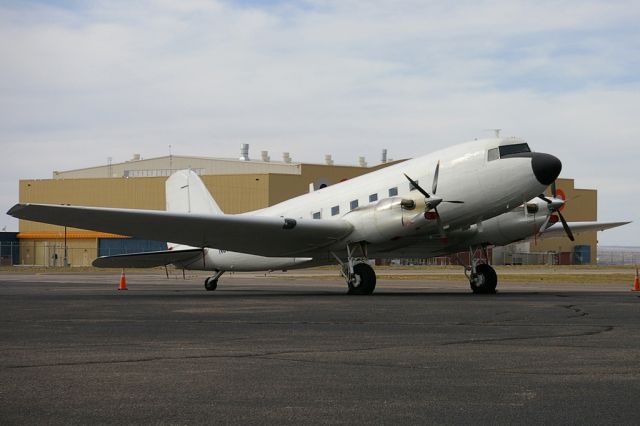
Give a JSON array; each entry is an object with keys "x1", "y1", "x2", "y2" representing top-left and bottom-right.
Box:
[{"x1": 6, "y1": 204, "x2": 26, "y2": 217}]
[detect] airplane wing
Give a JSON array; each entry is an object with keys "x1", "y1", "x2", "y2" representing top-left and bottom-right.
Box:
[
  {"x1": 538, "y1": 221, "x2": 631, "y2": 239},
  {"x1": 7, "y1": 204, "x2": 354, "y2": 257},
  {"x1": 93, "y1": 248, "x2": 204, "y2": 268}
]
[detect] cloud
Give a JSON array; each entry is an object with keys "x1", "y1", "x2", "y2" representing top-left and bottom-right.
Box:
[{"x1": 0, "y1": 0, "x2": 638, "y2": 244}]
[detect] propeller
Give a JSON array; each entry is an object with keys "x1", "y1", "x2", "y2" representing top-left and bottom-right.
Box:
[
  {"x1": 538, "y1": 189, "x2": 574, "y2": 241},
  {"x1": 404, "y1": 160, "x2": 464, "y2": 233}
]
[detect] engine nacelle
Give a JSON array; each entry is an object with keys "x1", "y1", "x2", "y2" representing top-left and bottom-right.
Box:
[
  {"x1": 344, "y1": 197, "x2": 435, "y2": 244},
  {"x1": 476, "y1": 210, "x2": 548, "y2": 246}
]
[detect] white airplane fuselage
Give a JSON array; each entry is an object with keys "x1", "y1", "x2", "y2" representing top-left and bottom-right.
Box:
[{"x1": 175, "y1": 137, "x2": 559, "y2": 272}]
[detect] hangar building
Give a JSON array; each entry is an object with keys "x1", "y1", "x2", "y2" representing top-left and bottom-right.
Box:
[{"x1": 13, "y1": 147, "x2": 598, "y2": 266}]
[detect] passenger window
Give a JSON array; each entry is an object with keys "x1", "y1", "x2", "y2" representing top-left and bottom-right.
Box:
[
  {"x1": 487, "y1": 148, "x2": 499, "y2": 161},
  {"x1": 312, "y1": 212, "x2": 321, "y2": 219},
  {"x1": 388, "y1": 187, "x2": 398, "y2": 197},
  {"x1": 369, "y1": 193, "x2": 378, "y2": 203},
  {"x1": 350, "y1": 200, "x2": 359, "y2": 210},
  {"x1": 331, "y1": 206, "x2": 340, "y2": 216}
]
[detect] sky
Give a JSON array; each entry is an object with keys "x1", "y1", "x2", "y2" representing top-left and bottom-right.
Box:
[{"x1": 0, "y1": 0, "x2": 638, "y2": 245}]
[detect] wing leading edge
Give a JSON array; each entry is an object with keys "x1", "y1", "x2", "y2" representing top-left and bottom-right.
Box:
[{"x1": 7, "y1": 204, "x2": 353, "y2": 257}]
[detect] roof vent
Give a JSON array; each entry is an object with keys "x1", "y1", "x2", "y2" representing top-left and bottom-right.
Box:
[
  {"x1": 381, "y1": 149, "x2": 387, "y2": 163},
  {"x1": 261, "y1": 150, "x2": 270, "y2": 162},
  {"x1": 358, "y1": 156, "x2": 367, "y2": 167},
  {"x1": 283, "y1": 152, "x2": 292, "y2": 163},
  {"x1": 324, "y1": 154, "x2": 334, "y2": 166},
  {"x1": 239, "y1": 144, "x2": 249, "y2": 161}
]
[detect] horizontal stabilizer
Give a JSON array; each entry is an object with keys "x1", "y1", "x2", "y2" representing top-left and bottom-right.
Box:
[
  {"x1": 93, "y1": 248, "x2": 203, "y2": 268},
  {"x1": 8, "y1": 203, "x2": 353, "y2": 257}
]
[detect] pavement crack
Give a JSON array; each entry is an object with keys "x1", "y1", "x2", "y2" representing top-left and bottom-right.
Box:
[
  {"x1": 561, "y1": 304, "x2": 589, "y2": 317},
  {"x1": 4, "y1": 345, "x2": 394, "y2": 370},
  {"x1": 441, "y1": 325, "x2": 614, "y2": 345}
]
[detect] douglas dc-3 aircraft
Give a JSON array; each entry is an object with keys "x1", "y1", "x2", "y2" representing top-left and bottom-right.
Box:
[{"x1": 7, "y1": 137, "x2": 629, "y2": 294}]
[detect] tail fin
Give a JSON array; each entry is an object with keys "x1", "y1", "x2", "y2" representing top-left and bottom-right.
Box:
[{"x1": 165, "y1": 170, "x2": 223, "y2": 215}]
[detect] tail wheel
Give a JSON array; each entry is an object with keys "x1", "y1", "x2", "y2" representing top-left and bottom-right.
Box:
[
  {"x1": 470, "y1": 263, "x2": 497, "y2": 294},
  {"x1": 348, "y1": 263, "x2": 377, "y2": 295}
]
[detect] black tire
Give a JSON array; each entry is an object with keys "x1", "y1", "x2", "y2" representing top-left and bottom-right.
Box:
[
  {"x1": 204, "y1": 278, "x2": 218, "y2": 291},
  {"x1": 347, "y1": 263, "x2": 377, "y2": 295},
  {"x1": 470, "y1": 263, "x2": 497, "y2": 294}
]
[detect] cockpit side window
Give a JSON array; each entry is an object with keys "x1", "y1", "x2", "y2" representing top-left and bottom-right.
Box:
[
  {"x1": 487, "y1": 148, "x2": 500, "y2": 161},
  {"x1": 499, "y1": 143, "x2": 531, "y2": 157}
]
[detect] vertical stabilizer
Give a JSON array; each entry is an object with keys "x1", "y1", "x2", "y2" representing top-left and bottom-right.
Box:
[{"x1": 165, "y1": 170, "x2": 223, "y2": 215}]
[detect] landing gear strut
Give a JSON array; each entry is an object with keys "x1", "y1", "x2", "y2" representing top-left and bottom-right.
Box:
[
  {"x1": 333, "y1": 243, "x2": 377, "y2": 295},
  {"x1": 204, "y1": 270, "x2": 224, "y2": 291},
  {"x1": 461, "y1": 247, "x2": 497, "y2": 294}
]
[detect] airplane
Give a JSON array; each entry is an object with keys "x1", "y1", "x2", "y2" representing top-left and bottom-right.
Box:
[{"x1": 7, "y1": 137, "x2": 629, "y2": 294}]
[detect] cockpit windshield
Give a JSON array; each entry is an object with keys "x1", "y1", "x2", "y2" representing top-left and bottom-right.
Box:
[
  {"x1": 487, "y1": 143, "x2": 531, "y2": 161},
  {"x1": 499, "y1": 143, "x2": 530, "y2": 157}
]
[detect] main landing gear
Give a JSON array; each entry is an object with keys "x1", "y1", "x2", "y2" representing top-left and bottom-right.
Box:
[
  {"x1": 333, "y1": 243, "x2": 377, "y2": 295},
  {"x1": 204, "y1": 270, "x2": 225, "y2": 291},
  {"x1": 461, "y1": 247, "x2": 497, "y2": 294}
]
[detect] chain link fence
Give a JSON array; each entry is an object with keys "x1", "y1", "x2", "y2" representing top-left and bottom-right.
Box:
[
  {"x1": 0, "y1": 242, "x2": 165, "y2": 267},
  {"x1": 2, "y1": 241, "x2": 638, "y2": 267},
  {"x1": 597, "y1": 248, "x2": 640, "y2": 266},
  {"x1": 0, "y1": 242, "x2": 20, "y2": 266}
]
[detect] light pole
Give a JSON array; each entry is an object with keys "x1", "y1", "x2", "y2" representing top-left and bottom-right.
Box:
[
  {"x1": 64, "y1": 225, "x2": 68, "y2": 267},
  {"x1": 62, "y1": 203, "x2": 71, "y2": 267}
]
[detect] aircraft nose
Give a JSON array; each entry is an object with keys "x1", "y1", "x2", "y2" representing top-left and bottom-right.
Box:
[{"x1": 531, "y1": 153, "x2": 562, "y2": 185}]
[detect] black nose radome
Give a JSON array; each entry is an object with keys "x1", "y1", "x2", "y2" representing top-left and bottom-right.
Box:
[{"x1": 531, "y1": 153, "x2": 562, "y2": 186}]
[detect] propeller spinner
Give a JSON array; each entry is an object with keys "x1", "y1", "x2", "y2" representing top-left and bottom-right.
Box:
[{"x1": 538, "y1": 186, "x2": 574, "y2": 241}]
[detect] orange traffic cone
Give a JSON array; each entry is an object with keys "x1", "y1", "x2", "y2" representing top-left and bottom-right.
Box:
[
  {"x1": 118, "y1": 269, "x2": 128, "y2": 291},
  {"x1": 632, "y1": 268, "x2": 640, "y2": 292}
]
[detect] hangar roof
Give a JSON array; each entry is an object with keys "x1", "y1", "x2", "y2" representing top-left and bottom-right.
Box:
[{"x1": 52, "y1": 155, "x2": 306, "y2": 179}]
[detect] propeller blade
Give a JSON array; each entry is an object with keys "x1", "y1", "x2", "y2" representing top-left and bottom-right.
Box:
[
  {"x1": 403, "y1": 174, "x2": 431, "y2": 199},
  {"x1": 551, "y1": 181, "x2": 557, "y2": 198},
  {"x1": 432, "y1": 161, "x2": 440, "y2": 195},
  {"x1": 557, "y1": 210, "x2": 575, "y2": 241},
  {"x1": 443, "y1": 200, "x2": 464, "y2": 204}
]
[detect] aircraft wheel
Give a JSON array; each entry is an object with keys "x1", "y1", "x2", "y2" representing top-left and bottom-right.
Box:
[
  {"x1": 470, "y1": 263, "x2": 497, "y2": 294},
  {"x1": 347, "y1": 263, "x2": 377, "y2": 295},
  {"x1": 204, "y1": 277, "x2": 218, "y2": 291}
]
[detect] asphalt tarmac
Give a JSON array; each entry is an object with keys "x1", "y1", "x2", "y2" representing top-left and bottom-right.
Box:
[{"x1": 1, "y1": 272, "x2": 639, "y2": 425}]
